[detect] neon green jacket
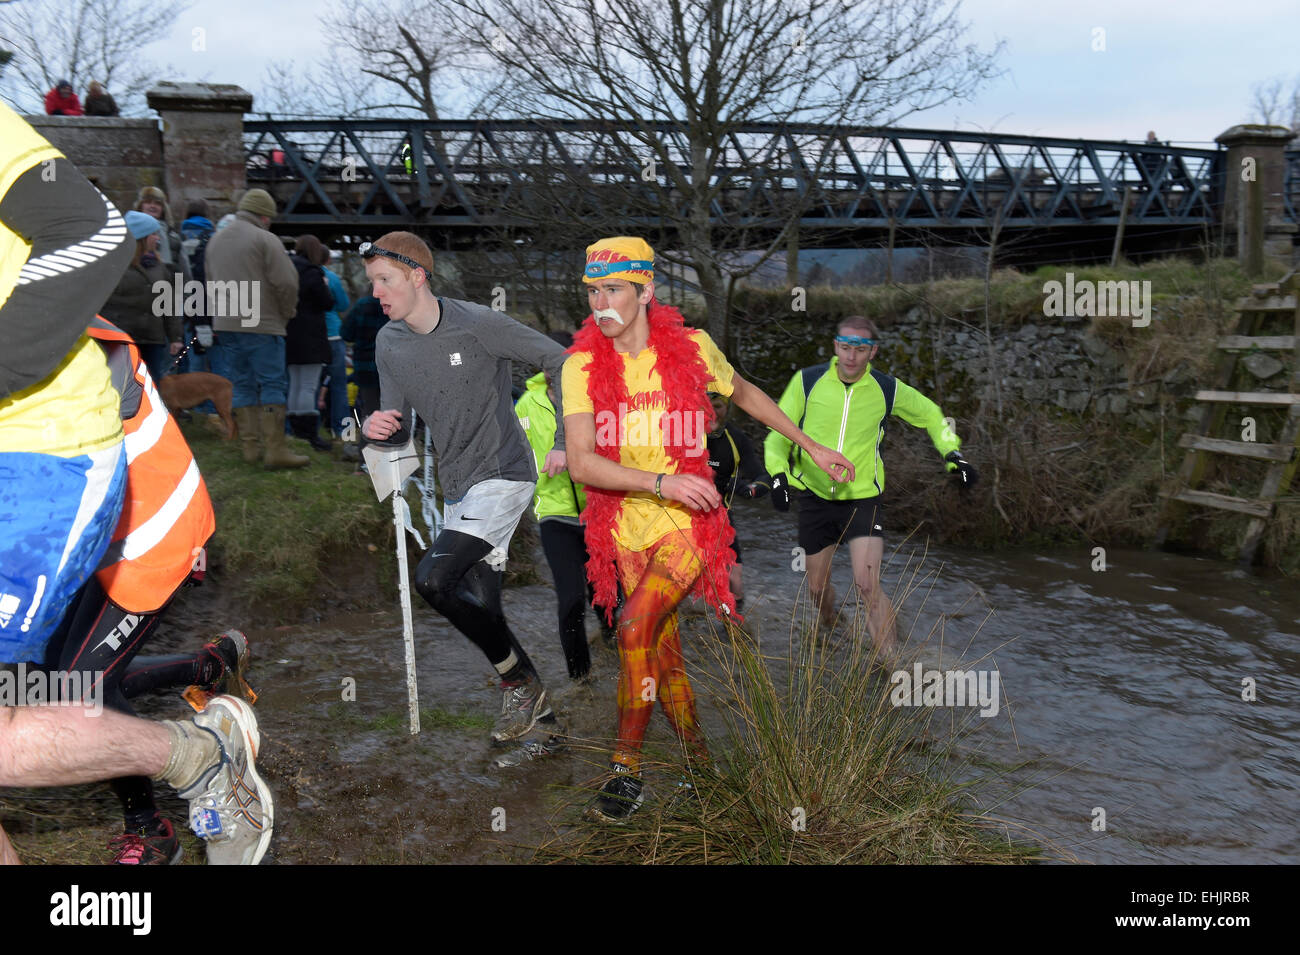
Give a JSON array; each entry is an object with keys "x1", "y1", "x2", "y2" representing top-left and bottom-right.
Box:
[
  {"x1": 515, "y1": 372, "x2": 586, "y2": 520},
  {"x1": 764, "y1": 358, "x2": 961, "y2": 500}
]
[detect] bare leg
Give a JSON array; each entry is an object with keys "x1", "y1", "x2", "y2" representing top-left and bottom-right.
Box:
[
  {"x1": 849, "y1": 535, "x2": 898, "y2": 654},
  {"x1": 0, "y1": 705, "x2": 169, "y2": 786},
  {"x1": 803, "y1": 544, "x2": 838, "y2": 629},
  {"x1": 728, "y1": 563, "x2": 743, "y2": 606}
]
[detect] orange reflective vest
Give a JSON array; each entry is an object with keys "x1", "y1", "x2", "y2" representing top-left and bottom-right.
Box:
[{"x1": 87, "y1": 317, "x2": 215, "y2": 613}]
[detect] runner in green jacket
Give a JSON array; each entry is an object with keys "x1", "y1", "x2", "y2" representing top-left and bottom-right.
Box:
[
  {"x1": 764, "y1": 316, "x2": 978, "y2": 652},
  {"x1": 516, "y1": 366, "x2": 618, "y2": 682}
]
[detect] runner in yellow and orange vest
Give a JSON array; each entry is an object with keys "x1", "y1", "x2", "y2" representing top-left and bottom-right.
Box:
[{"x1": 0, "y1": 101, "x2": 131, "y2": 661}]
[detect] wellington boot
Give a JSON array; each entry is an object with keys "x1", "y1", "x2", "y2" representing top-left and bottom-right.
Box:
[
  {"x1": 262, "y1": 404, "x2": 309, "y2": 470},
  {"x1": 233, "y1": 406, "x2": 263, "y2": 464},
  {"x1": 290, "y1": 412, "x2": 333, "y2": 453}
]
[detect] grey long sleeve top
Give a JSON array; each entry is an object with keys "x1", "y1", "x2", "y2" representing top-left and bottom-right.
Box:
[{"x1": 375, "y1": 297, "x2": 567, "y2": 500}]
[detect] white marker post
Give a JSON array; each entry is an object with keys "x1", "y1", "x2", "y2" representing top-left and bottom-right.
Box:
[{"x1": 362, "y1": 434, "x2": 423, "y2": 734}]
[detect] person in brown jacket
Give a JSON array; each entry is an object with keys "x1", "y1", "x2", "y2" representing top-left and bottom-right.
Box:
[
  {"x1": 204, "y1": 188, "x2": 305, "y2": 469},
  {"x1": 99, "y1": 211, "x2": 182, "y2": 383},
  {"x1": 84, "y1": 81, "x2": 120, "y2": 117}
]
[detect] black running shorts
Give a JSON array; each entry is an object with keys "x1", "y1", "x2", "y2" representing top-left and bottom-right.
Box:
[{"x1": 796, "y1": 493, "x2": 884, "y2": 553}]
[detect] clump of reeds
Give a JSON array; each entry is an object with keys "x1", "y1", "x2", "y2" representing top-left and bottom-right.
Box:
[{"x1": 535, "y1": 545, "x2": 1050, "y2": 864}]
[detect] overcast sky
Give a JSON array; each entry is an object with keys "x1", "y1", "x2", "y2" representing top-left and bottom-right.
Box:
[{"x1": 36, "y1": 0, "x2": 1300, "y2": 144}]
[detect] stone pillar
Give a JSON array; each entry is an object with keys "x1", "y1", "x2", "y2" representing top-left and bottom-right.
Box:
[
  {"x1": 1215, "y1": 124, "x2": 1297, "y2": 265},
  {"x1": 146, "y1": 82, "x2": 253, "y2": 218}
]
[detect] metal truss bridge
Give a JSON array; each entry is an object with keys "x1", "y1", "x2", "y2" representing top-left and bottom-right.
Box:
[{"x1": 244, "y1": 119, "x2": 1290, "y2": 262}]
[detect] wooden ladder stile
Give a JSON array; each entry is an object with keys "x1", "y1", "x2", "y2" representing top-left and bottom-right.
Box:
[{"x1": 1155, "y1": 272, "x2": 1300, "y2": 564}]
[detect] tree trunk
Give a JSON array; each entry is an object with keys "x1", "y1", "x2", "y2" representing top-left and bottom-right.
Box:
[{"x1": 691, "y1": 249, "x2": 728, "y2": 341}]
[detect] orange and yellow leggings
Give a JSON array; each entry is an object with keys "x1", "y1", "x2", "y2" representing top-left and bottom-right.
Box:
[{"x1": 611, "y1": 529, "x2": 708, "y2": 775}]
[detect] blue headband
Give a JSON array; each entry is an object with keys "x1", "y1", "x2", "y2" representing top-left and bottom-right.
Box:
[
  {"x1": 835, "y1": 334, "x2": 877, "y2": 347},
  {"x1": 584, "y1": 259, "x2": 654, "y2": 280}
]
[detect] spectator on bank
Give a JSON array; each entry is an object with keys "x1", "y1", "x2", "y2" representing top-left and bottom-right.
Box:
[
  {"x1": 84, "y1": 81, "x2": 120, "y2": 117},
  {"x1": 133, "y1": 186, "x2": 188, "y2": 281},
  {"x1": 44, "y1": 80, "x2": 83, "y2": 116},
  {"x1": 205, "y1": 188, "x2": 305, "y2": 469},
  {"x1": 100, "y1": 211, "x2": 182, "y2": 383},
  {"x1": 340, "y1": 293, "x2": 387, "y2": 450},
  {"x1": 285, "y1": 234, "x2": 334, "y2": 452},
  {"x1": 316, "y1": 245, "x2": 352, "y2": 440}
]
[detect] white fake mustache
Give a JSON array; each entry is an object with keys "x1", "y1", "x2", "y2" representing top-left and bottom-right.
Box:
[{"x1": 594, "y1": 307, "x2": 624, "y2": 326}]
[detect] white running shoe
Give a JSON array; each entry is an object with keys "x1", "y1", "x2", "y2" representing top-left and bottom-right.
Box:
[{"x1": 180, "y1": 695, "x2": 275, "y2": 865}]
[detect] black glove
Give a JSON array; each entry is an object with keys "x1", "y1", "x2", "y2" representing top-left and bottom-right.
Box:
[
  {"x1": 945, "y1": 451, "x2": 978, "y2": 490},
  {"x1": 744, "y1": 480, "x2": 770, "y2": 500},
  {"x1": 770, "y1": 473, "x2": 791, "y2": 511}
]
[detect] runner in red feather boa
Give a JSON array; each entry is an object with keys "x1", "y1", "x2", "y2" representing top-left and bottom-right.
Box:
[
  {"x1": 562, "y1": 236, "x2": 855, "y2": 821},
  {"x1": 570, "y1": 298, "x2": 739, "y2": 624}
]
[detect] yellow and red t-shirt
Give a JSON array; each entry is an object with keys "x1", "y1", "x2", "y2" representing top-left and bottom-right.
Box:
[{"x1": 562, "y1": 329, "x2": 734, "y2": 551}]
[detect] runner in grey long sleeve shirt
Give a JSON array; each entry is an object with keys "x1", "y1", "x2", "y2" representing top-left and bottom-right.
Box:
[
  {"x1": 375, "y1": 296, "x2": 566, "y2": 499},
  {"x1": 360, "y1": 232, "x2": 565, "y2": 760}
]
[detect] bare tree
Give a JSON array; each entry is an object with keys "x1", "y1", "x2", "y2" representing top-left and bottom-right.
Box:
[
  {"x1": 315, "y1": 0, "x2": 490, "y2": 119},
  {"x1": 1251, "y1": 74, "x2": 1300, "y2": 131},
  {"x1": 0, "y1": 0, "x2": 194, "y2": 116},
  {"x1": 443, "y1": 0, "x2": 1002, "y2": 343},
  {"x1": 254, "y1": 59, "x2": 385, "y2": 119},
  {"x1": 1252, "y1": 77, "x2": 1286, "y2": 127}
]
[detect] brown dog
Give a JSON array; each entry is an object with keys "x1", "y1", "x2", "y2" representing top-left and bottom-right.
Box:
[{"x1": 157, "y1": 372, "x2": 237, "y2": 440}]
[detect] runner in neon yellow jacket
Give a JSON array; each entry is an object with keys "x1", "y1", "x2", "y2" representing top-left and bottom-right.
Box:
[
  {"x1": 1, "y1": 102, "x2": 134, "y2": 662},
  {"x1": 515, "y1": 370, "x2": 618, "y2": 680},
  {"x1": 763, "y1": 316, "x2": 978, "y2": 652}
]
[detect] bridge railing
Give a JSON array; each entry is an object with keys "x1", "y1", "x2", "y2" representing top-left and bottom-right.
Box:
[{"x1": 243, "y1": 119, "x2": 1225, "y2": 231}]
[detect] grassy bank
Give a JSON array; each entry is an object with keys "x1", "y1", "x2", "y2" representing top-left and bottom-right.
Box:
[{"x1": 182, "y1": 424, "x2": 398, "y2": 618}]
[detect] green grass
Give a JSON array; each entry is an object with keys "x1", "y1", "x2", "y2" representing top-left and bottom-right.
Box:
[
  {"x1": 183, "y1": 423, "x2": 412, "y2": 617},
  {"x1": 724, "y1": 255, "x2": 1281, "y2": 341}
]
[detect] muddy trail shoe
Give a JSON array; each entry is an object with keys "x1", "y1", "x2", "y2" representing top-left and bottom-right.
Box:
[
  {"x1": 492, "y1": 679, "x2": 550, "y2": 743},
  {"x1": 180, "y1": 695, "x2": 274, "y2": 865},
  {"x1": 184, "y1": 629, "x2": 257, "y2": 712},
  {"x1": 492, "y1": 729, "x2": 567, "y2": 769},
  {"x1": 108, "y1": 817, "x2": 183, "y2": 865},
  {"x1": 584, "y1": 767, "x2": 644, "y2": 824}
]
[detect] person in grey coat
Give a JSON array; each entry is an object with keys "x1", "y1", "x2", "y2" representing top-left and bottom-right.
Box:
[{"x1": 204, "y1": 188, "x2": 304, "y2": 469}]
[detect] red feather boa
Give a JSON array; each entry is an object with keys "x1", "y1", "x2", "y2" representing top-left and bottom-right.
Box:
[{"x1": 571, "y1": 300, "x2": 739, "y2": 623}]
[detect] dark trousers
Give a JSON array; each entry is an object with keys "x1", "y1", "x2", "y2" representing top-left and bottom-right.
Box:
[{"x1": 539, "y1": 519, "x2": 622, "y2": 679}]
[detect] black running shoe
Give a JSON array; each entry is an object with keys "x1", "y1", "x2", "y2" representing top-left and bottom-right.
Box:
[
  {"x1": 184, "y1": 629, "x2": 257, "y2": 711},
  {"x1": 584, "y1": 767, "x2": 644, "y2": 824}
]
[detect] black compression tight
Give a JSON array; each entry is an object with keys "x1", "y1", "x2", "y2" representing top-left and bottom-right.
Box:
[{"x1": 413, "y1": 530, "x2": 537, "y2": 678}]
